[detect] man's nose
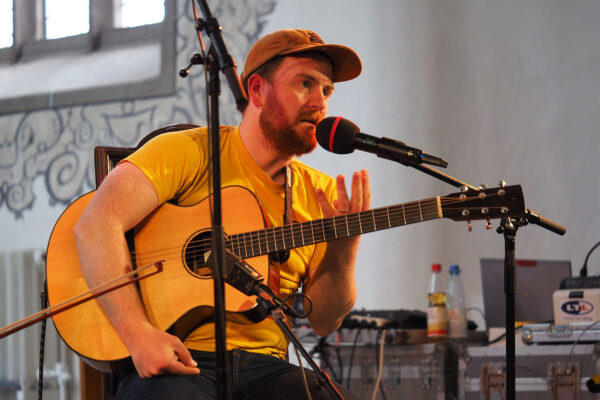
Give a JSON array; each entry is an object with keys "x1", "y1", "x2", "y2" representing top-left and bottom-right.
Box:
[{"x1": 308, "y1": 89, "x2": 327, "y2": 110}]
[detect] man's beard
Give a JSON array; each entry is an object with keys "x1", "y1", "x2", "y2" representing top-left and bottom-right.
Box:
[{"x1": 259, "y1": 91, "x2": 322, "y2": 156}]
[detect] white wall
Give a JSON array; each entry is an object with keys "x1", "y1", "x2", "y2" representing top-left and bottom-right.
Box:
[{"x1": 260, "y1": 0, "x2": 600, "y2": 329}]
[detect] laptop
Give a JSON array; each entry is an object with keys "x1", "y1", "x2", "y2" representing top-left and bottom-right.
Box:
[{"x1": 480, "y1": 258, "x2": 572, "y2": 328}]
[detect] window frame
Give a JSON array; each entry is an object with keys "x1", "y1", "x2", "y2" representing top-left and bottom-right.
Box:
[{"x1": 0, "y1": 0, "x2": 176, "y2": 113}]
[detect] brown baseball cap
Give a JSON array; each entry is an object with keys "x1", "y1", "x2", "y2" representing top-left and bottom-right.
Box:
[{"x1": 240, "y1": 29, "x2": 362, "y2": 83}]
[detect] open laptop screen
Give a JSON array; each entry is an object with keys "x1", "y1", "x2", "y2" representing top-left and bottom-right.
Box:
[{"x1": 480, "y1": 258, "x2": 572, "y2": 328}]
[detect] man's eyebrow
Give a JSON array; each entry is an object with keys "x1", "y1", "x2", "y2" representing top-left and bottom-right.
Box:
[{"x1": 297, "y1": 73, "x2": 335, "y2": 91}]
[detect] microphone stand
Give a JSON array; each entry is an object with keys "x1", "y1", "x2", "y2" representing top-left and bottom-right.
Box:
[
  {"x1": 182, "y1": 2, "x2": 248, "y2": 399},
  {"x1": 496, "y1": 212, "x2": 565, "y2": 400},
  {"x1": 392, "y1": 157, "x2": 567, "y2": 400}
]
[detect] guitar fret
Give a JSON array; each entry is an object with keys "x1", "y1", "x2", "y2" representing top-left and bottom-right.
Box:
[
  {"x1": 362, "y1": 210, "x2": 375, "y2": 233},
  {"x1": 243, "y1": 233, "x2": 249, "y2": 257},
  {"x1": 386, "y1": 207, "x2": 392, "y2": 228},
  {"x1": 402, "y1": 204, "x2": 406, "y2": 225},
  {"x1": 248, "y1": 233, "x2": 254, "y2": 257},
  {"x1": 230, "y1": 235, "x2": 237, "y2": 257},
  {"x1": 374, "y1": 210, "x2": 389, "y2": 232},
  {"x1": 254, "y1": 231, "x2": 261, "y2": 256},
  {"x1": 265, "y1": 229, "x2": 271, "y2": 253},
  {"x1": 418, "y1": 200, "x2": 423, "y2": 221},
  {"x1": 239, "y1": 236, "x2": 244, "y2": 257},
  {"x1": 333, "y1": 217, "x2": 338, "y2": 239},
  {"x1": 345, "y1": 215, "x2": 350, "y2": 237},
  {"x1": 371, "y1": 210, "x2": 376, "y2": 231},
  {"x1": 358, "y1": 213, "x2": 363, "y2": 234}
]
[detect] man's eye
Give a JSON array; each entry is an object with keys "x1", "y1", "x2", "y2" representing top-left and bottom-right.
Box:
[
  {"x1": 323, "y1": 88, "x2": 331, "y2": 97},
  {"x1": 302, "y1": 81, "x2": 311, "y2": 89}
]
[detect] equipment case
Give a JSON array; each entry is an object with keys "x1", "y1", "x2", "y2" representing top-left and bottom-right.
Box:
[{"x1": 313, "y1": 328, "x2": 600, "y2": 399}]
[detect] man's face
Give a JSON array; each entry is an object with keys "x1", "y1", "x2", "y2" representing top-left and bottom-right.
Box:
[{"x1": 258, "y1": 55, "x2": 334, "y2": 156}]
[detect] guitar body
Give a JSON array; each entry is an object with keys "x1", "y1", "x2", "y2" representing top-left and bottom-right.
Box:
[{"x1": 46, "y1": 186, "x2": 269, "y2": 373}]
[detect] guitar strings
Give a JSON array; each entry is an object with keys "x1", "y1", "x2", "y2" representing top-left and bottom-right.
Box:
[{"x1": 128, "y1": 192, "x2": 511, "y2": 266}]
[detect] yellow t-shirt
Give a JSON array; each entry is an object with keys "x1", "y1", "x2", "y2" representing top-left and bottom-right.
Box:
[{"x1": 125, "y1": 125, "x2": 337, "y2": 358}]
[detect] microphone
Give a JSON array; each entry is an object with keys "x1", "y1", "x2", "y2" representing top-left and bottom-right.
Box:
[{"x1": 316, "y1": 116, "x2": 448, "y2": 168}]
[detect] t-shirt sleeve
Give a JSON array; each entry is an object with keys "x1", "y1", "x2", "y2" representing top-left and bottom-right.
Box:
[{"x1": 121, "y1": 131, "x2": 204, "y2": 205}]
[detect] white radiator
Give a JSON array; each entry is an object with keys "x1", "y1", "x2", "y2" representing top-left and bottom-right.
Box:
[{"x1": 0, "y1": 250, "x2": 81, "y2": 400}]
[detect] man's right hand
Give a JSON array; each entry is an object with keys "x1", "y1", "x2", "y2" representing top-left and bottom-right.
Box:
[{"x1": 127, "y1": 323, "x2": 201, "y2": 378}]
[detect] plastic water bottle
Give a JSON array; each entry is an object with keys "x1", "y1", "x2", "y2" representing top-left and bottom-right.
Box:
[
  {"x1": 427, "y1": 263, "x2": 448, "y2": 341},
  {"x1": 447, "y1": 264, "x2": 468, "y2": 341}
]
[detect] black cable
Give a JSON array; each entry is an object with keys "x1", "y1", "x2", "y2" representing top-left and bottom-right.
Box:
[
  {"x1": 580, "y1": 240, "x2": 600, "y2": 277},
  {"x1": 37, "y1": 283, "x2": 48, "y2": 400},
  {"x1": 486, "y1": 325, "x2": 524, "y2": 346},
  {"x1": 335, "y1": 341, "x2": 344, "y2": 385},
  {"x1": 316, "y1": 339, "x2": 340, "y2": 384},
  {"x1": 345, "y1": 327, "x2": 362, "y2": 389}
]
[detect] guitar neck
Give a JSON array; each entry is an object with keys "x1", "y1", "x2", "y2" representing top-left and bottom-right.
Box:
[{"x1": 228, "y1": 196, "x2": 442, "y2": 259}]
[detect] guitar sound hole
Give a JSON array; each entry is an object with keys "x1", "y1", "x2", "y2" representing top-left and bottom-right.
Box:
[{"x1": 183, "y1": 230, "x2": 213, "y2": 278}]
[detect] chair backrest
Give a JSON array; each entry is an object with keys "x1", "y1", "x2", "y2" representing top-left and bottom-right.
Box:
[
  {"x1": 93, "y1": 124, "x2": 199, "y2": 187},
  {"x1": 85, "y1": 123, "x2": 198, "y2": 400}
]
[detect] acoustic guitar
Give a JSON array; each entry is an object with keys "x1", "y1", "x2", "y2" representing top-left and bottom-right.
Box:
[{"x1": 45, "y1": 184, "x2": 524, "y2": 372}]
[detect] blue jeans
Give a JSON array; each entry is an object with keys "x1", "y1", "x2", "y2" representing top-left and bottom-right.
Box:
[{"x1": 115, "y1": 349, "x2": 357, "y2": 400}]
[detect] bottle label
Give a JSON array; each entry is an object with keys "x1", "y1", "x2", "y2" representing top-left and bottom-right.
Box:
[
  {"x1": 448, "y1": 308, "x2": 467, "y2": 338},
  {"x1": 427, "y1": 305, "x2": 448, "y2": 337}
]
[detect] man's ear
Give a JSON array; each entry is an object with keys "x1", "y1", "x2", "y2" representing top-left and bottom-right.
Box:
[{"x1": 246, "y1": 74, "x2": 268, "y2": 107}]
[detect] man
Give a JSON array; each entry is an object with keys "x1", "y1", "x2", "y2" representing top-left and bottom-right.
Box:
[{"x1": 74, "y1": 29, "x2": 370, "y2": 399}]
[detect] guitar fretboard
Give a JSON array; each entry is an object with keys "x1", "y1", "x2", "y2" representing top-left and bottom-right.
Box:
[{"x1": 227, "y1": 197, "x2": 442, "y2": 259}]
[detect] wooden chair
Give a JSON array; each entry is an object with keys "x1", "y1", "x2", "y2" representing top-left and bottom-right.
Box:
[{"x1": 81, "y1": 123, "x2": 198, "y2": 400}]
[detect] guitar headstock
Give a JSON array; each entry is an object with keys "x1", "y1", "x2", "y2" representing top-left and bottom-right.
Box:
[{"x1": 441, "y1": 184, "x2": 525, "y2": 228}]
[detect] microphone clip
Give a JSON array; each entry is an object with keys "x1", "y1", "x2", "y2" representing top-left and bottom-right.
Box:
[
  {"x1": 206, "y1": 250, "x2": 301, "y2": 319},
  {"x1": 375, "y1": 137, "x2": 449, "y2": 168}
]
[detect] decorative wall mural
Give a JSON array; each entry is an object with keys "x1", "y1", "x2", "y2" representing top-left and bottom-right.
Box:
[{"x1": 0, "y1": 0, "x2": 276, "y2": 218}]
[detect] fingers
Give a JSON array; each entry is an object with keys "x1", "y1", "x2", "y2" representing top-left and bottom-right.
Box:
[
  {"x1": 316, "y1": 170, "x2": 371, "y2": 217},
  {"x1": 171, "y1": 341, "x2": 201, "y2": 375},
  {"x1": 138, "y1": 356, "x2": 200, "y2": 379},
  {"x1": 360, "y1": 169, "x2": 371, "y2": 210},
  {"x1": 134, "y1": 333, "x2": 200, "y2": 379},
  {"x1": 344, "y1": 169, "x2": 371, "y2": 213}
]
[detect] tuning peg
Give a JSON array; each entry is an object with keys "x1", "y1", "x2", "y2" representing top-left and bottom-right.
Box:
[
  {"x1": 459, "y1": 185, "x2": 468, "y2": 200},
  {"x1": 479, "y1": 184, "x2": 488, "y2": 190},
  {"x1": 467, "y1": 219, "x2": 472, "y2": 232},
  {"x1": 498, "y1": 180, "x2": 506, "y2": 187},
  {"x1": 485, "y1": 217, "x2": 493, "y2": 230}
]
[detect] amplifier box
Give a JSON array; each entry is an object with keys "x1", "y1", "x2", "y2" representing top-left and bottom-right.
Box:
[{"x1": 553, "y1": 288, "x2": 600, "y2": 324}]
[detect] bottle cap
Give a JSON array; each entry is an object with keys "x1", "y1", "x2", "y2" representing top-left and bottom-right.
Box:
[
  {"x1": 449, "y1": 264, "x2": 460, "y2": 275},
  {"x1": 431, "y1": 263, "x2": 442, "y2": 272}
]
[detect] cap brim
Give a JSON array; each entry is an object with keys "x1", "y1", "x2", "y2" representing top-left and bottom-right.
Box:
[{"x1": 280, "y1": 43, "x2": 362, "y2": 83}]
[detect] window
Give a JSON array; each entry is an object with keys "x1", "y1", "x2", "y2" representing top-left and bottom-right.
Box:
[
  {"x1": 0, "y1": 0, "x2": 174, "y2": 113},
  {"x1": 117, "y1": 0, "x2": 166, "y2": 28},
  {"x1": 0, "y1": 0, "x2": 13, "y2": 48},
  {"x1": 45, "y1": 0, "x2": 90, "y2": 39}
]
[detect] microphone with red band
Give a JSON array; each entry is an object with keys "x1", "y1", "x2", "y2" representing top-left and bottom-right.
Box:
[{"x1": 316, "y1": 116, "x2": 448, "y2": 168}]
